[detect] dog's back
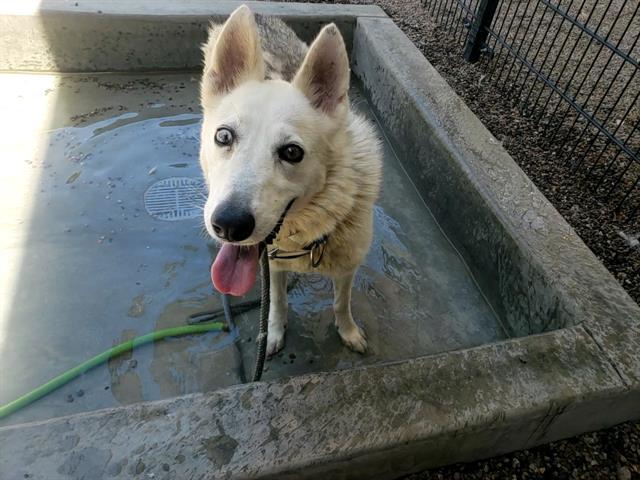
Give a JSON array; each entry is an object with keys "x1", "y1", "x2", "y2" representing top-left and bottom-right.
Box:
[
  {"x1": 203, "y1": 15, "x2": 307, "y2": 83},
  {"x1": 256, "y1": 15, "x2": 308, "y2": 81}
]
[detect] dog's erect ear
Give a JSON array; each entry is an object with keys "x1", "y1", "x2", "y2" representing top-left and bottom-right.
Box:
[
  {"x1": 202, "y1": 5, "x2": 264, "y2": 97},
  {"x1": 293, "y1": 24, "x2": 350, "y2": 116}
]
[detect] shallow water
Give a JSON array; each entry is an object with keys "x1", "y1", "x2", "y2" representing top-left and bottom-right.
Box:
[{"x1": 0, "y1": 73, "x2": 504, "y2": 426}]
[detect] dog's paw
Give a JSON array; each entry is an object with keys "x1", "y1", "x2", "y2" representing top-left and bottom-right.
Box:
[
  {"x1": 338, "y1": 325, "x2": 367, "y2": 354},
  {"x1": 266, "y1": 328, "x2": 285, "y2": 358}
]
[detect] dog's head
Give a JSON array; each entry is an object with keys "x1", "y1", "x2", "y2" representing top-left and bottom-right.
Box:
[
  {"x1": 199, "y1": 5, "x2": 350, "y2": 295},
  {"x1": 200, "y1": 5, "x2": 350, "y2": 245}
]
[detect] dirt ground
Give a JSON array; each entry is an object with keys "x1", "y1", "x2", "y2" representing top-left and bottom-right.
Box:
[{"x1": 283, "y1": 0, "x2": 640, "y2": 477}]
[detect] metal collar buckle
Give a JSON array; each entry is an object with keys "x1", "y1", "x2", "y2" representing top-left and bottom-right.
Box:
[{"x1": 268, "y1": 235, "x2": 328, "y2": 268}]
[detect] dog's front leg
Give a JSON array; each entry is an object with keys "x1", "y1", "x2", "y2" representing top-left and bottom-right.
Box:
[
  {"x1": 332, "y1": 270, "x2": 367, "y2": 353},
  {"x1": 266, "y1": 268, "x2": 288, "y2": 357}
]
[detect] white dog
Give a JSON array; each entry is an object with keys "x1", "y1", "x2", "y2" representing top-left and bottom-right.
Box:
[{"x1": 200, "y1": 5, "x2": 382, "y2": 356}]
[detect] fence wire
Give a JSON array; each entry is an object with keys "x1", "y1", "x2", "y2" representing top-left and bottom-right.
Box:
[{"x1": 424, "y1": 0, "x2": 640, "y2": 218}]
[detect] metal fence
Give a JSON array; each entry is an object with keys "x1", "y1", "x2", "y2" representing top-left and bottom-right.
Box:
[{"x1": 423, "y1": 0, "x2": 640, "y2": 218}]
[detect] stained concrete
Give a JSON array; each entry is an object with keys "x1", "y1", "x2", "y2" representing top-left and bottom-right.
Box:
[
  {"x1": 1, "y1": 2, "x2": 639, "y2": 480},
  {"x1": 0, "y1": 72, "x2": 503, "y2": 427}
]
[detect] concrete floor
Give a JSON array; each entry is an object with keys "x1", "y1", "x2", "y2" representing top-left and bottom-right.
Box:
[{"x1": 0, "y1": 72, "x2": 504, "y2": 427}]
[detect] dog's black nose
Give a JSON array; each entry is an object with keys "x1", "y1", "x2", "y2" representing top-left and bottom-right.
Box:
[{"x1": 211, "y1": 203, "x2": 255, "y2": 242}]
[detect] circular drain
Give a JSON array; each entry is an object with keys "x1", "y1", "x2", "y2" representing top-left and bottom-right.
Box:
[{"x1": 144, "y1": 177, "x2": 205, "y2": 221}]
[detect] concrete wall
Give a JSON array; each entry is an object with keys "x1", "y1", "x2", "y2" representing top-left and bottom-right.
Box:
[{"x1": 0, "y1": 1, "x2": 385, "y2": 72}]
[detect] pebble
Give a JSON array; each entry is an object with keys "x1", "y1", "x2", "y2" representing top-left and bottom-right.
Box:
[
  {"x1": 618, "y1": 466, "x2": 631, "y2": 480},
  {"x1": 134, "y1": 460, "x2": 145, "y2": 475}
]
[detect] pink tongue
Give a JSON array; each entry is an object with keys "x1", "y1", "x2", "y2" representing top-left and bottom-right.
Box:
[{"x1": 211, "y1": 244, "x2": 259, "y2": 296}]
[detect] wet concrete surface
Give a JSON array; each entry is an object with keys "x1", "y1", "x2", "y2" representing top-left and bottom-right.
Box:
[{"x1": 0, "y1": 73, "x2": 504, "y2": 426}]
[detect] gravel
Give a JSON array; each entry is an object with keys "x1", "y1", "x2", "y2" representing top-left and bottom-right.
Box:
[
  {"x1": 403, "y1": 422, "x2": 640, "y2": 479},
  {"x1": 275, "y1": 0, "x2": 640, "y2": 477}
]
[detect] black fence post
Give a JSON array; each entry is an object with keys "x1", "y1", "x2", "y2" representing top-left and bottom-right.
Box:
[{"x1": 464, "y1": 0, "x2": 500, "y2": 63}]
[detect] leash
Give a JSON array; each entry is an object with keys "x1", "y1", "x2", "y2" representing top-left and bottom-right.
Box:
[
  {"x1": 251, "y1": 198, "x2": 295, "y2": 381},
  {"x1": 199, "y1": 198, "x2": 329, "y2": 383},
  {"x1": 253, "y1": 198, "x2": 330, "y2": 381},
  {"x1": 263, "y1": 198, "x2": 295, "y2": 246},
  {"x1": 252, "y1": 247, "x2": 270, "y2": 381}
]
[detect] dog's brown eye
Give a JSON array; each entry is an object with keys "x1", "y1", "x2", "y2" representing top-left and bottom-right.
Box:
[
  {"x1": 215, "y1": 127, "x2": 234, "y2": 147},
  {"x1": 278, "y1": 144, "x2": 304, "y2": 163}
]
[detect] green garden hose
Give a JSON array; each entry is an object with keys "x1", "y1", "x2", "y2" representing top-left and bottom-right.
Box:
[{"x1": 0, "y1": 322, "x2": 226, "y2": 420}]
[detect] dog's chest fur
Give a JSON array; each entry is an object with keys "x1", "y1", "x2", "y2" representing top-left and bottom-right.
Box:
[
  {"x1": 271, "y1": 111, "x2": 382, "y2": 277},
  {"x1": 254, "y1": 18, "x2": 382, "y2": 277}
]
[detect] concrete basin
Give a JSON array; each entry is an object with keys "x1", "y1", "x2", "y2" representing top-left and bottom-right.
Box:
[{"x1": 0, "y1": 1, "x2": 638, "y2": 479}]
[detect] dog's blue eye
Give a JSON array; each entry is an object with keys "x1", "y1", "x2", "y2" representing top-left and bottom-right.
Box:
[
  {"x1": 215, "y1": 127, "x2": 234, "y2": 146},
  {"x1": 278, "y1": 144, "x2": 304, "y2": 163}
]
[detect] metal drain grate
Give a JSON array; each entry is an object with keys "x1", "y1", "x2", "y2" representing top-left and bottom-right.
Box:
[{"x1": 144, "y1": 177, "x2": 205, "y2": 221}]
